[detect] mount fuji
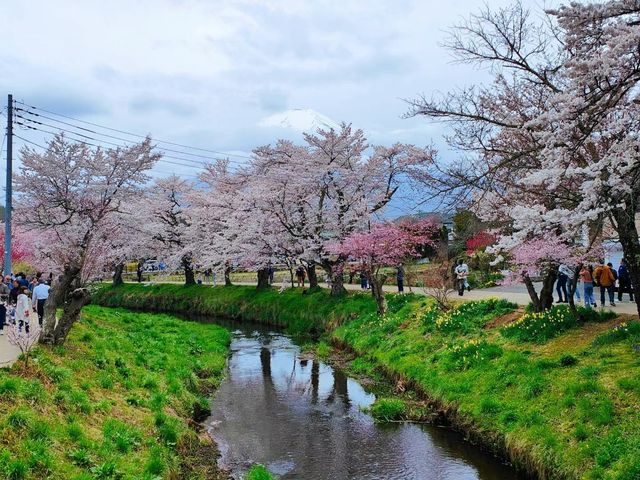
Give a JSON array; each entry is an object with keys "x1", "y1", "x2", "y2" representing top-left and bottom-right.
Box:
[{"x1": 258, "y1": 108, "x2": 340, "y2": 133}]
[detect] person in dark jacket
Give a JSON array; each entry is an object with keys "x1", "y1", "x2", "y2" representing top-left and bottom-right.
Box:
[
  {"x1": 618, "y1": 258, "x2": 634, "y2": 302},
  {"x1": 396, "y1": 264, "x2": 405, "y2": 293},
  {"x1": 556, "y1": 269, "x2": 568, "y2": 303}
]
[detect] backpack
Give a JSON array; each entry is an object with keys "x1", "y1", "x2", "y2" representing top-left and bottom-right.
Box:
[{"x1": 611, "y1": 267, "x2": 618, "y2": 282}]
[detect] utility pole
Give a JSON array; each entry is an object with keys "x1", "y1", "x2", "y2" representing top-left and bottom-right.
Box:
[{"x1": 4, "y1": 94, "x2": 12, "y2": 276}]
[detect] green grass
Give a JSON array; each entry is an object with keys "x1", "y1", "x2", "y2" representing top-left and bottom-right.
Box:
[
  {"x1": 93, "y1": 283, "x2": 639, "y2": 480},
  {"x1": 501, "y1": 305, "x2": 617, "y2": 343},
  {"x1": 245, "y1": 464, "x2": 275, "y2": 480},
  {"x1": 0, "y1": 305, "x2": 230, "y2": 479},
  {"x1": 93, "y1": 283, "x2": 377, "y2": 335},
  {"x1": 332, "y1": 298, "x2": 637, "y2": 479}
]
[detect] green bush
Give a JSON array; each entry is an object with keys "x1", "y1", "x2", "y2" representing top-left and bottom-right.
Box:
[
  {"x1": 368, "y1": 398, "x2": 406, "y2": 422},
  {"x1": 246, "y1": 464, "x2": 275, "y2": 480}
]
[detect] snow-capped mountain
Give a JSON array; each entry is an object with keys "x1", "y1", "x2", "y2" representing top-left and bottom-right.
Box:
[{"x1": 258, "y1": 108, "x2": 340, "y2": 133}]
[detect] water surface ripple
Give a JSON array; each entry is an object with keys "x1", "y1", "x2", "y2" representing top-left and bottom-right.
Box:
[{"x1": 206, "y1": 327, "x2": 524, "y2": 480}]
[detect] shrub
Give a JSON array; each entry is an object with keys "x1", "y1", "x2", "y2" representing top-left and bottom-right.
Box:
[
  {"x1": 7, "y1": 408, "x2": 30, "y2": 430},
  {"x1": 6, "y1": 459, "x2": 27, "y2": 480},
  {"x1": 145, "y1": 446, "x2": 165, "y2": 475},
  {"x1": 102, "y1": 419, "x2": 141, "y2": 453},
  {"x1": 560, "y1": 354, "x2": 578, "y2": 367},
  {"x1": 91, "y1": 461, "x2": 119, "y2": 479},
  {"x1": 479, "y1": 396, "x2": 501, "y2": 415},
  {"x1": 0, "y1": 377, "x2": 20, "y2": 397},
  {"x1": 247, "y1": 464, "x2": 275, "y2": 480},
  {"x1": 68, "y1": 448, "x2": 93, "y2": 467},
  {"x1": 369, "y1": 398, "x2": 406, "y2": 422}
]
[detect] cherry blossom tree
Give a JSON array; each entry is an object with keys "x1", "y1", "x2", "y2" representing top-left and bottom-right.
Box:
[
  {"x1": 245, "y1": 124, "x2": 436, "y2": 296},
  {"x1": 330, "y1": 219, "x2": 438, "y2": 314},
  {"x1": 0, "y1": 225, "x2": 39, "y2": 271},
  {"x1": 14, "y1": 134, "x2": 159, "y2": 345},
  {"x1": 409, "y1": 0, "x2": 640, "y2": 316},
  {"x1": 139, "y1": 175, "x2": 197, "y2": 285}
]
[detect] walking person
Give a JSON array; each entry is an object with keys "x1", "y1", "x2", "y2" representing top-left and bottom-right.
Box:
[
  {"x1": 0, "y1": 277, "x2": 9, "y2": 336},
  {"x1": 295, "y1": 266, "x2": 306, "y2": 288},
  {"x1": 618, "y1": 258, "x2": 634, "y2": 302},
  {"x1": 454, "y1": 259, "x2": 469, "y2": 296},
  {"x1": 594, "y1": 260, "x2": 616, "y2": 307},
  {"x1": 32, "y1": 278, "x2": 50, "y2": 327},
  {"x1": 556, "y1": 269, "x2": 568, "y2": 303},
  {"x1": 580, "y1": 265, "x2": 596, "y2": 308},
  {"x1": 136, "y1": 262, "x2": 144, "y2": 283},
  {"x1": 15, "y1": 287, "x2": 32, "y2": 334},
  {"x1": 359, "y1": 271, "x2": 368, "y2": 290},
  {"x1": 396, "y1": 264, "x2": 405, "y2": 293},
  {"x1": 9, "y1": 280, "x2": 20, "y2": 305},
  {"x1": 559, "y1": 264, "x2": 580, "y2": 302}
]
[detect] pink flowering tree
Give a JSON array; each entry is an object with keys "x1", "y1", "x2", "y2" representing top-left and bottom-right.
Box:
[
  {"x1": 466, "y1": 231, "x2": 496, "y2": 255},
  {"x1": 14, "y1": 134, "x2": 159, "y2": 345},
  {"x1": 330, "y1": 219, "x2": 438, "y2": 315},
  {"x1": 498, "y1": 237, "x2": 573, "y2": 313},
  {"x1": 0, "y1": 225, "x2": 39, "y2": 269},
  {"x1": 6, "y1": 321, "x2": 41, "y2": 367},
  {"x1": 409, "y1": 1, "x2": 640, "y2": 317},
  {"x1": 497, "y1": 236, "x2": 602, "y2": 313}
]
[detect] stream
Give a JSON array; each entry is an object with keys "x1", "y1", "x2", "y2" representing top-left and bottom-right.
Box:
[{"x1": 205, "y1": 326, "x2": 525, "y2": 480}]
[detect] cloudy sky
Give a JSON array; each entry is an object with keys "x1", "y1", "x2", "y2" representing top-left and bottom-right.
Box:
[{"x1": 1, "y1": 0, "x2": 548, "y2": 204}]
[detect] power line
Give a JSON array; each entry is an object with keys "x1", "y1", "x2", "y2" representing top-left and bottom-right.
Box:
[
  {"x1": 13, "y1": 133, "x2": 200, "y2": 179},
  {"x1": 11, "y1": 99, "x2": 397, "y2": 185},
  {"x1": 15, "y1": 114, "x2": 206, "y2": 167},
  {"x1": 13, "y1": 100, "x2": 253, "y2": 160},
  {"x1": 15, "y1": 107, "x2": 240, "y2": 165}
]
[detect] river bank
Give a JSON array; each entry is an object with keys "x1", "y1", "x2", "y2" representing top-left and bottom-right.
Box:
[
  {"x1": 94, "y1": 283, "x2": 640, "y2": 480},
  {"x1": 0, "y1": 305, "x2": 230, "y2": 479}
]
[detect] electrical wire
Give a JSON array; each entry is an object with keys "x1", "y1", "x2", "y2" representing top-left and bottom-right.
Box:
[
  {"x1": 13, "y1": 134, "x2": 200, "y2": 179},
  {"x1": 14, "y1": 99, "x2": 252, "y2": 159}
]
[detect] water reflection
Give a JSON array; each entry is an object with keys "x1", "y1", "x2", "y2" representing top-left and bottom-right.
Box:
[{"x1": 206, "y1": 327, "x2": 524, "y2": 480}]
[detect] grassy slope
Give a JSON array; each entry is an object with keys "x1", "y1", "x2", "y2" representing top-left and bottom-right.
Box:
[
  {"x1": 0, "y1": 305, "x2": 230, "y2": 480},
  {"x1": 94, "y1": 284, "x2": 640, "y2": 480},
  {"x1": 92, "y1": 283, "x2": 376, "y2": 335}
]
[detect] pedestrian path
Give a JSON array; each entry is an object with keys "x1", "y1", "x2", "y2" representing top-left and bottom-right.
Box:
[{"x1": 0, "y1": 333, "x2": 21, "y2": 368}]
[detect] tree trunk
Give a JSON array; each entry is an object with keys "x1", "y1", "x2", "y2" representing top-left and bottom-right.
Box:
[
  {"x1": 257, "y1": 268, "x2": 270, "y2": 289},
  {"x1": 613, "y1": 208, "x2": 640, "y2": 317},
  {"x1": 41, "y1": 265, "x2": 91, "y2": 346},
  {"x1": 523, "y1": 268, "x2": 557, "y2": 313},
  {"x1": 306, "y1": 263, "x2": 319, "y2": 289},
  {"x1": 321, "y1": 259, "x2": 347, "y2": 296},
  {"x1": 112, "y1": 262, "x2": 124, "y2": 286},
  {"x1": 289, "y1": 267, "x2": 294, "y2": 287},
  {"x1": 539, "y1": 268, "x2": 557, "y2": 311},
  {"x1": 567, "y1": 264, "x2": 582, "y2": 318},
  {"x1": 370, "y1": 275, "x2": 387, "y2": 315},
  {"x1": 183, "y1": 258, "x2": 195, "y2": 286},
  {"x1": 523, "y1": 275, "x2": 543, "y2": 312},
  {"x1": 224, "y1": 265, "x2": 232, "y2": 286}
]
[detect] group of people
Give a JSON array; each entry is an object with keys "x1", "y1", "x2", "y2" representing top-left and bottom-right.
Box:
[
  {"x1": 0, "y1": 272, "x2": 51, "y2": 336},
  {"x1": 557, "y1": 259, "x2": 634, "y2": 308}
]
